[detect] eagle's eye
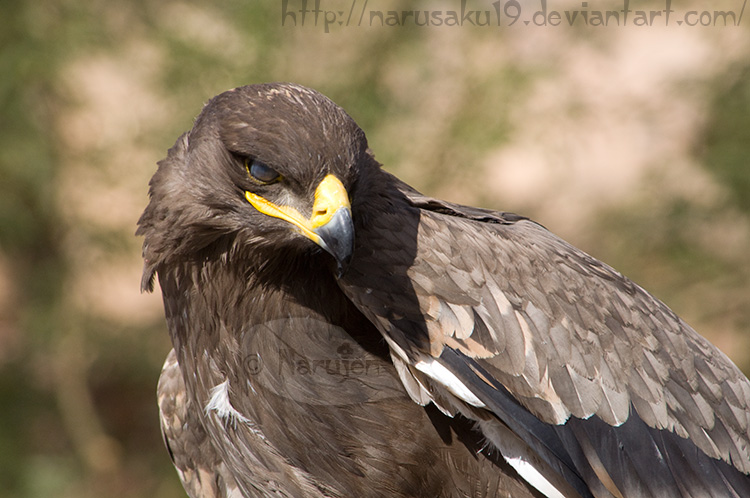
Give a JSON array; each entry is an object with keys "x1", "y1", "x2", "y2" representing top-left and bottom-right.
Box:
[{"x1": 245, "y1": 158, "x2": 281, "y2": 185}]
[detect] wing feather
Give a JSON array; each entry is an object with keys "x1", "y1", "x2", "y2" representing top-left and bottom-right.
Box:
[
  {"x1": 339, "y1": 185, "x2": 750, "y2": 495},
  {"x1": 157, "y1": 349, "x2": 242, "y2": 498}
]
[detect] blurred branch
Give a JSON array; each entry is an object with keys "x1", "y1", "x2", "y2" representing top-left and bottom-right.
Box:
[{"x1": 52, "y1": 314, "x2": 122, "y2": 477}]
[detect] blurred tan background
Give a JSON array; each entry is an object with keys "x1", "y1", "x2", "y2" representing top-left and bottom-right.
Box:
[{"x1": 1, "y1": 1, "x2": 749, "y2": 496}]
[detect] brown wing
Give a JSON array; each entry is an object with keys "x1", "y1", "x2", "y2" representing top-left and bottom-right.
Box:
[
  {"x1": 339, "y1": 182, "x2": 750, "y2": 497},
  {"x1": 158, "y1": 349, "x2": 242, "y2": 498},
  {"x1": 158, "y1": 348, "x2": 346, "y2": 498}
]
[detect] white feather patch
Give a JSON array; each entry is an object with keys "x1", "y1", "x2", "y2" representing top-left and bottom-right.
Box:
[
  {"x1": 205, "y1": 379, "x2": 250, "y2": 427},
  {"x1": 505, "y1": 456, "x2": 566, "y2": 498},
  {"x1": 392, "y1": 354, "x2": 432, "y2": 406},
  {"x1": 414, "y1": 358, "x2": 485, "y2": 407}
]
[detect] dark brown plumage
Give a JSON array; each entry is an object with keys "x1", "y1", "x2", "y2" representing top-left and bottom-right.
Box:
[{"x1": 138, "y1": 83, "x2": 750, "y2": 497}]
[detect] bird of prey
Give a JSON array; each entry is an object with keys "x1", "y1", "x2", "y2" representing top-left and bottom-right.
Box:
[{"x1": 138, "y1": 83, "x2": 750, "y2": 498}]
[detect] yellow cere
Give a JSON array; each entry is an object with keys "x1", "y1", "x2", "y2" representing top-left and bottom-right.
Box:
[
  {"x1": 244, "y1": 174, "x2": 350, "y2": 243},
  {"x1": 310, "y1": 174, "x2": 351, "y2": 229}
]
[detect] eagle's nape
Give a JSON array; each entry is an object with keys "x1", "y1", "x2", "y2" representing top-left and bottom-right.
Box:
[{"x1": 139, "y1": 83, "x2": 750, "y2": 497}]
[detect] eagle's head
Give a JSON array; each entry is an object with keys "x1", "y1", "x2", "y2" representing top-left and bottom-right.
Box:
[{"x1": 137, "y1": 83, "x2": 376, "y2": 291}]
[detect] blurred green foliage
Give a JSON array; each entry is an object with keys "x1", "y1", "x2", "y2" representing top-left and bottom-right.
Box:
[
  {"x1": 702, "y1": 64, "x2": 750, "y2": 214},
  {"x1": 1, "y1": 0, "x2": 67, "y2": 492}
]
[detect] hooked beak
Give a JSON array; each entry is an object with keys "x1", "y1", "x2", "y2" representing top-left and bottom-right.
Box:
[
  {"x1": 244, "y1": 174, "x2": 354, "y2": 276},
  {"x1": 312, "y1": 206, "x2": 353, "y2": 276}
]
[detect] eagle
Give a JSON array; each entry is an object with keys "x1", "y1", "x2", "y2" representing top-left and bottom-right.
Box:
[{"x1": 138, "y1": 83, "x2": 750, "y2": 498}]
